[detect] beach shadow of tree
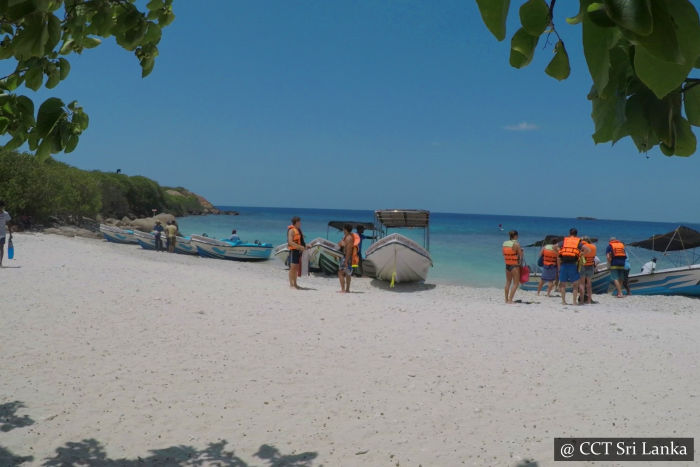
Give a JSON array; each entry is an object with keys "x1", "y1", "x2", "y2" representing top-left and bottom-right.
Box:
[
  {"x1": 40, "y1": 438, "x2": 317, "y2": 467},
  {"x1": 0, "y1": 445, "x2": 34, "y2": 466},
  {"x1": 370, "y1": 279, "x2": 437, "y2": 293},
  {"x1": 0, "y1": 401, "x2": 35, "y2": 432}
]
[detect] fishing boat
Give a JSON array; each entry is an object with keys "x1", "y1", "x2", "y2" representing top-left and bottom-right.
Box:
[
  {"x1": 134, "y1": 230, "x2": 198, "y2": 255},
  {"x1": 306, "y1": 237, "x2": 344, "y2": 275},
  {"x1": 364, "y1": 209, "x2": 432, "y2": 284},
  {"x1": 190, "y1": 235, "x2": 273, "y2": 261},
  {"x1": 520, "y1": 235, "x2": 610, "y2": 294},
  {"x1": 99, "y1": 224, "x2": 138, "y2": 244},
  {"x1": 272, "y1": 243, "x2": 289, "y2": 265},
  {"x1": 326, "y1": 220, "x2": 378, "y2": 276},
  {"x1": 625, "y1": 226, "x2": 700, "y2": 296}
]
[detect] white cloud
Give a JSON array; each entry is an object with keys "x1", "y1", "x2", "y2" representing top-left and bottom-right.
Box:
[{"x1": 504, "y1": 121, "x2": 539, "y2": 131}]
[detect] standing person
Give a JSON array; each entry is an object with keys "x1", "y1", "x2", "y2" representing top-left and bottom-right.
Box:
[
  {"x1": 536, "y1": 238, "x2": 558, "y2": 296},
  {"x1": 287, "y1": 217, "x2": 305, "y2": 289},
  {"x1": 606, "y1": 237, "x2": 627, "y2": 298},
  {"x1": 579, "y1": 237, "x2": 597, "y2": 304},
  {"x1": 502, "y1": 230, "x2": 522, "y2": 304},
  {"x1": 355, "y1": 225, "x2": 374, "y2": 277},
  {"x1": 0, "y1": 200, "x2": 10, "y2": 267},
  {"x1": 153, "y1": 220, "x2": 164, "y2": 252},
  {"x1": 165, "y1": 220, "x2": 178, "y2": 253},
  {"x1": 557, "y1": 228, "x2": 590, "y2": 305},
  {"x1": 229, "y1": 229, "x2": 241, "y2": 243},
  {"x1": 337, "y1": 224, "x2": 357, "y2": 293}
]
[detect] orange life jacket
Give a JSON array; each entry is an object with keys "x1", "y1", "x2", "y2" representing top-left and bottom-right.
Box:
[
  {"x1": 542, "y1": 245, "x2": 558, "y2": 266},
  {"x1": 351, "y1": 233, "x2": 360, "y2": 267},
  {"x1": 502, "y1": 240, "x2": 519, "y2": 266},
  {"x1": 583, "y1": 242, "x2": 597, "y2": 266},
  {"x1": 287, "y1": 225, "x2": 301, "y2": 250},
  {"x1": 559, "y1": 236, "x2": 581, "y2": 262},
  {"x1": 609, "y1": 240, "x2": 626, "y2": 259}
]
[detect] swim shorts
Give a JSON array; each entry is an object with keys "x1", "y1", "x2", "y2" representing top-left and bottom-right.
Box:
[
  {"x1": 541, "y1": 264, "x2": 557, "y2": 281},
  {"x1": 289, "y1": 249, "x2": 301, "y2": 264},
  {"x1": 579, "y1": 265, "x2": 594, "y2": 278},
  {"x1": 505, "y1": 264, "x2": 519, "y2": 272},
  {"x1": 559, "y1": 262, "x2": 579, "y2": 283},
  {"x1": 609, "y1": 268, "x2": 624, "y2": 282}
]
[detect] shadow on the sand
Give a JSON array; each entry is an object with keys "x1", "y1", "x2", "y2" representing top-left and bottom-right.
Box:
[
  {"x1": 370, "y1": 279, "x2": 437, "y2": 293},
  {"x1": 0, "y1": 401, "x2": 35, "y2": 432},
  {"x1": 0, "y1": 438, "x2": 318, "y2": 466},
  {"x1": 516, "y1": 460, "x2": 539, "y2": 467}
]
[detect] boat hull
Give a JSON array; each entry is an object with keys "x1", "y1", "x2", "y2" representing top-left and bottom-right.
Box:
[
  {"x1": 191, "y1": 235, "x2": 272, "y2": 261},
  {"x1": 627, "y1": 265, "x2": 700, "y2": 296},
  {"x1": 273, "y1": 243, "x2": 290, "y2": 265},
  {"x1": 174, "y1": 237, "x2": 198, "y2": 255},
  {"x1": 99, "y1": 224, "x2": 137, "y2": 244},
  {"x1": 521, "y1": 267, "x2": 611, "y2": 294},
  {"x1": 134, "y1": 230, "x2": 161, "y2": 250},
  {"x1": 306, "y1": 238, "x2": 344, "y2": 275},
  {"x1": 364, "y1": 233, "x2": 432, "y2": 283}
]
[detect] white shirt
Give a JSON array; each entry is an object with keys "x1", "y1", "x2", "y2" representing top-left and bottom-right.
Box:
[
  {"x1": 0, "y1": 211, "x2": 10, "y2": 238},
  {"x1": 641, "y1": 261, "x2": 656, "y2": 274}
]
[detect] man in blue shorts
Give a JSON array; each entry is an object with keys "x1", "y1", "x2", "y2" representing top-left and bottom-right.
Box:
[{"x1": 557, "y1": 228, "x2": 590, "y2": 305}]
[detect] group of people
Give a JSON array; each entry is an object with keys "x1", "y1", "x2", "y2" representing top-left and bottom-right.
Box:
[
  {"x1": 503, "y1": 228, "x2": 644, "y2": 305},
  {"x1": 285, "y1": 217, "x2": 371, "y2": 293},
  {"x1": 153, "y1": 219, "x2": 179, "y2": 253}
]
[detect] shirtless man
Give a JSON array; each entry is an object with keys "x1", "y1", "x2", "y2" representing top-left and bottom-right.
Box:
[{"x1": 337, "y1": 224, "x2": 355, "y2": 293}]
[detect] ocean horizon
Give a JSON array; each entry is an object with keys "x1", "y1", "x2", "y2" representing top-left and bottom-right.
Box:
[{"x1": 174, "y1": 206, "x2": 700, "y2": 288}]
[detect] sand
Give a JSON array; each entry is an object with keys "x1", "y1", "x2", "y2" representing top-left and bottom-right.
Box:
[{"x1": 1, "y1": 233, "x2": 698, "y2": 466}]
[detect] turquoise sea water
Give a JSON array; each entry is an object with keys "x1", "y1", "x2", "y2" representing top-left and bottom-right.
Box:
[{"x1": 176, "y1": 207, "x2": 700, "y2": 288}]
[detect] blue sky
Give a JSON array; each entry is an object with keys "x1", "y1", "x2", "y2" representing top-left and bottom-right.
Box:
[{"x1": 25, "y1": 1, "x2": 700, "y2": 222}]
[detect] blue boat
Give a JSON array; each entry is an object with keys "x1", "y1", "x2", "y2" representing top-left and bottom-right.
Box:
[
  {"x1": 190, "y1": 235, "x2": 272, "y2": 261},
  {"x1": 99, "y1": 224, "x2": 138, "y2": 244}
]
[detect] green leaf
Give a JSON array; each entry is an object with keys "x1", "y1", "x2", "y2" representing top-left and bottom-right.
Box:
[
  {"x1": 45, "y1": 67, "x2": 59, "y2": 88},
  {"x1": 684, "y1": 84, "x2": 700, "y2": 126},
  {"x1": 83, "y1": 37, "x2": 102, "y2": 48},
  {"x1": 142, "y1": 21, "x2": 161, "y2": 44},
  {"x1": 519, "y1": 0, "x2": 549, "y2": 36},
  {"x1": 625, "y1": 92, "x2": 656, "y2": 152},
  {"x1": 5, "y1": 0, "x2": 36, "y2": 21},
  {"x1": 660, "y1": 142, "x2": 674, "y2": 156},
  {"x1": 590, "y1": 88, "x2": 627, "y2": 143},
  {"x1": 672, "y1": 116, "x2": 696, "y2": 156},
  {"x1": 634, "y1": 47, "x2": 691, "y2": 98},
  {"x1": 58, "y1": 57, "x2": 70, "y2": 80},
  {"x1": 0, "y1": 74, "x2": 20, "y2": 91},
  {"x1": 16, "y1": 95, "x2": 34, "y2": 124},
  {"x1": 140, "y1": 55, "x2": 155, "y2": 77},
  {"x1": 36, "y1": 96, "x2": 64, "y2": 137},
  {"x1": 586, "y1": 3, "x2": 616, "y2": 28},
  {"x1": 0, "y1": 116, "x2": 10, "y2": 133},
  {"x1": 24, "y1": 64, "x2": 44, "y2": 90},
  {"x1": 35, "y1": 136, "x2": 51, "y2": 161},
  {"x1": 666, "y1": 0, "x2": 700, "y2": 65},
  {"x1": 603, "y1": 0, "x2": 652, "y2": 35},
  {"x1": 509, "y1": 27, "x2": 538, "y2": 69},
  {"x1": 476, "y1": 0, "x2": 510, "y2": 41},
  {"x1": 545, "y1": 40, "x2": 570, "y2": 81},
  {"x1": 623, "y1": 0, "x2": 682, "y2": 65},
  {"x1": 13, "y1": 12, "x2": 48, "y2": 58},
  {"x1": 45, "y1": 13, "x2": 61, "y2": 53},
  {"x1": 158, "y1": 9, "x2": 175, "y2": 26},
  {"x1": 59, "y1": 39, "x2": 74, "y2": 55},
  {"x1": 4, "y1": 135, "x2": 26, "y2": 151},
  {"x1": 146, "y1": 0, "x2": 163, "y2": 11},
  {"x1": 582, "y1": 11, "x2": 620, "y2": 95}
]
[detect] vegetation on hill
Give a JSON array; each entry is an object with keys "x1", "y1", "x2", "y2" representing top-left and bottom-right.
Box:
[{"x1": 0, "y1": 150, "x2": 211, "y2": 222}]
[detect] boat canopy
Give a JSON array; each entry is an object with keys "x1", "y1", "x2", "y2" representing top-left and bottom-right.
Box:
[
  {"x1": 525, "y1": 235, "x2": 598, "y2": 247},
  {"x1": 374, "y1": 209, "x2": 430, "y2": 228},
  {"x1": 628, "y1": 226, "x2": 700, "y2": 251},
  {"x1": 327, "y1": 221, "x2": 377, "y2": 232}
]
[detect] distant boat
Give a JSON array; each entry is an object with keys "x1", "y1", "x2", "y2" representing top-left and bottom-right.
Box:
[
  {"x1": 576, "y1": 216, "x2": 597, "y2": 220},
  {"x1": 625, "y1": 226, "x2": 700, "y2": 296},
  {"x1": 498, "y1": 223, "x2": 504, "y2": 231},
  {"x1": 364, "y1": 210, "x2": 432, "y2": 284},
  {"x1": 191, "y1": 235, "x2": 272, "y2": 261},
  {"x1": 99, "y1": 224, "x2": 137, "y2": 244}
]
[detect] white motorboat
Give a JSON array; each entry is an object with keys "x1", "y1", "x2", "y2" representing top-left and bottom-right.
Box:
[
  {"x1": 306, "y1": 237, "x2": 344, "y2": 275},
  {"x1": 273, "y1": 243, "x2": 290, "y2": 265},
  {"x1": 364, "y1": 209, "x2": 432, "y2": 285}
]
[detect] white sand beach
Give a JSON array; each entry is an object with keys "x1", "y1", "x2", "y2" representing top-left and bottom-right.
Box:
[{"x1": 1, "y1": 233, "x2": 699, "y2": 466}]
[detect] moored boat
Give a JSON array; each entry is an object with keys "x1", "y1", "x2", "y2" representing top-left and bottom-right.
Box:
[
  {"x1": 364, "y1": 210, "x2": 432, "y2": 284},
  {"x1": 306, "y1": 237, "x2": 344, "y2": 275},
  {"x1": 99, "y1": 224, "x2": 138, "y2": 244},
  {"x1": 273, "y1": 243, "x2": 290, "y2": 265},
  {"x1": 191, "y1": 235, "x2": 272, "y2": 261},
  {"x1": 625, "y1": 226, "x2": 700, "y2": 296},
  {"x1": 174, "y1": 236, "x2": 198, "y2": 255},
  {"x1": 134, "y1": 230, "x2": 162, "y2": 250}
]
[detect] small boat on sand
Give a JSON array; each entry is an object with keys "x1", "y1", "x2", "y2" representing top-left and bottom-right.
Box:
[
  {"x1": 191, "y1": 235, "x2": 272, "y2": 261},
  {"x1": 364, "y1": 210, "x2": 432, "y2": 284},
  {"x1": 99, "y1": 224, "x2": 138, "y2": 244},
  {"x1": 306, "y1": 237, "x2": 344, "y2": 275},
  {"x1": 272, "y1": 243, "x2": 290, "y2": 265},
  {"x1": 134, "y1": 230, "x2": 198, "y2": 255}
]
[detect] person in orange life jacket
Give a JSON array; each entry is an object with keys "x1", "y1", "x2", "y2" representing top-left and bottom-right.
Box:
[
  {"x1": 337, "y1": 224, "x2": 358, "y2": 293},
  {"x1": 355, "y1": 225, "x2": 375, "y2": 277},
  {"x1": 606, "y1": 237, "x2": 627, "y2": 297},
  {"x1": 578, "y1": 236, "x2": 598, "y2": 304},
  {"x1": 502, "y1": 230, "x2": 523, "y2": 304},
  {"x1": 537, "y1": 238, "x2": 559, "y2": 296},
  {"x1": 287, "y1": 216, "x2": 306, "y2": 289},
  {"x1": 556, "y1": 228, "x2": 591, "y2": 305}
]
